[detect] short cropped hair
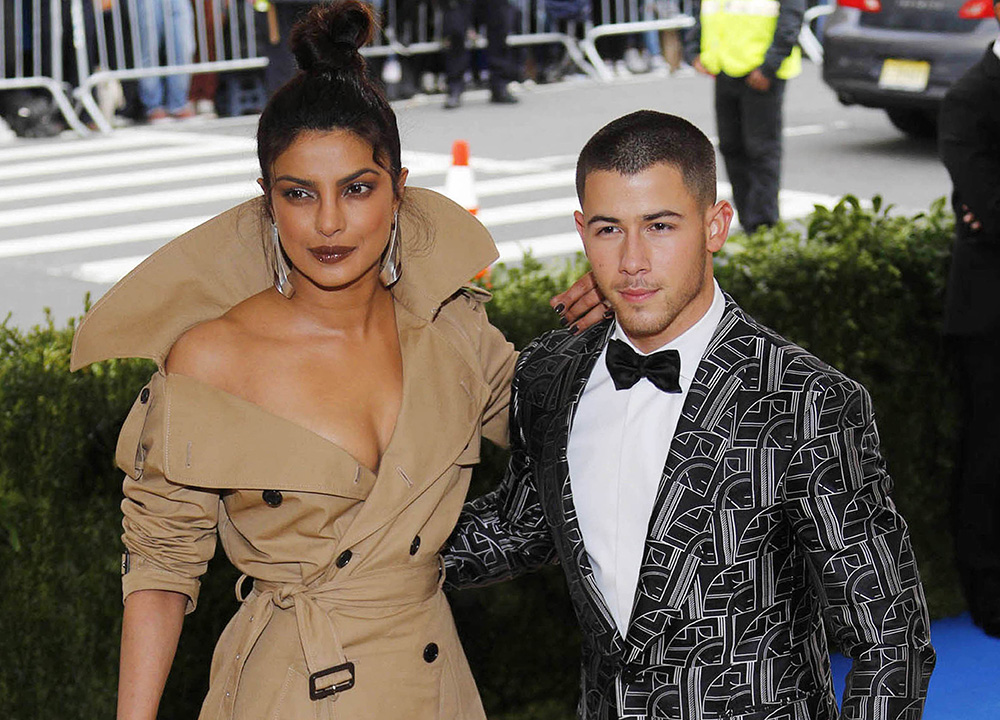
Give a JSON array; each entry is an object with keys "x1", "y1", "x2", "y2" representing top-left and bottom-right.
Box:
[{"x1": 575, "y1": 110, "x2": 717, "y2": 209}]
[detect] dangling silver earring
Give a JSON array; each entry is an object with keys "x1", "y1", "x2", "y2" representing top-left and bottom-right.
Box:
[
  {"x1": 378, "y1": 211, "x2": 402, "y2": 288},
  {"x1": 271, "y1": 223, "x2": 295, "y2": 299}
]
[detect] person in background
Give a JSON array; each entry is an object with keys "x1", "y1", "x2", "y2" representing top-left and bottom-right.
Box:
[
  {"x1": 135, "y1": 0, "x2": 197, "y2": 120},
  {"x1": 442, "y1": 0, "x2": 519, "y2": 108},
  {"x1": 683, "y1": 0, "x2": 804, "y2": 233},
  {"x1": 188, "y1": 0, "x2": 219, "y2": 115},
  {"x1": 937, "y1": 0, "x2": 1000, "y2": 639}
]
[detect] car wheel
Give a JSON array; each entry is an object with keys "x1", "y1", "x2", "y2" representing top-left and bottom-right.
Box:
[{"x1": 885, "y1": 108, "x2": 937, "y2": 139}]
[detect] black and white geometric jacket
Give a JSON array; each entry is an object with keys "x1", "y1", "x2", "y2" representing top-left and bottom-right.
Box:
[{"x1": 444, "y1": 295, "x2": 936, "y2": 720}]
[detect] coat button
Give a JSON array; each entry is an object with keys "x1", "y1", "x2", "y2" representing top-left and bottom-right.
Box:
[
  {"x1": 336, "y1": 550, "x2": 353, "y2": 568},
  {"x1": 409, "y1": 536, "x2": 421, "y2": 556},
  {"x1": 140, "y1": 388, "x2": 150, "y2": 404},
  {"x1": 262, "y1": 490, "x2": 283, "y2": 507},
  {"x1": 423, "y1": 643, "x2": 439, "y2": 663}
]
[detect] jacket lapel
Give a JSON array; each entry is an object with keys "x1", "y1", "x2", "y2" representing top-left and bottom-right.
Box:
[
  {"x1": 528, "y1": 320, "x2": 627, "y2": 647},
  {"x1": 625, "y1": 299, "x2": 761, "y2": 648}
]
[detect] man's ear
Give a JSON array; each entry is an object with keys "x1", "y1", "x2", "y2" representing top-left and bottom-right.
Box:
[
  {"x1": 574, "y1": 210, "x2": 586, "y2": 241},
  {"x1": 706, "y1": 200, "x2": 734, "y2": 253}
]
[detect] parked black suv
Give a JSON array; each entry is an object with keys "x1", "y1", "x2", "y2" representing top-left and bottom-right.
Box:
[{"x1": 822, "y1": 0, "x2": 997, "y2": 137}]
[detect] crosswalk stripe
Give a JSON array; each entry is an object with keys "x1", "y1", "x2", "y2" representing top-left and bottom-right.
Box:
[
  {"x1": 0, "y1": 159, "x2": 260, "y2": 203},
  {"x1": 477, "y1": 196, "x2": 580, "y2": 226},
  {"x1": 0, "y1": 182, "x2": 259, "y2": 228},
  {"x1": 0, "y1": 131, "x2": 203, "y2": 165},
  {"x1": 4, "y1": 143, "x2": 256, "y2": 180},
  {"x1": 0, "y1": 216, "x2": 210, "y2": 258},
  {"x1": 431, "y1": 170, "x2": 576, "y2": 199}
]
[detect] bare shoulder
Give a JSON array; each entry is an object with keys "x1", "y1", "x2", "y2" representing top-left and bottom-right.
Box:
[
  {"x1": 164, "y1": 316, "x2": 242, "y2": 386},
  {"x1": 164, "y1": 291, "x2": 273, "y2": 386}
]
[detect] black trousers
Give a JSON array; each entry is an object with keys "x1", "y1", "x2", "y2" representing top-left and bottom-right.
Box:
[
  {"x1": 951, "y1": 335, "x2": 1000, "y2": 618},
  {"x1": 443, "y1": 0, "x2": 516, "y2": 92},
  {"x1": 714, "y1": 72, "x2": 785, "y2": 233}
]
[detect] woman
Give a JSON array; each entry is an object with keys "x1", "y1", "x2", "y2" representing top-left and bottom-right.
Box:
[{"x1": 70, "y1": 2, "x2": 601, "y2": 718}]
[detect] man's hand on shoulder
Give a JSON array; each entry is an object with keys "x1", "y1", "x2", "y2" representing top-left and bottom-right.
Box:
[{"x1": 550, "y1": 271, "x2": 612, "y2": 334}]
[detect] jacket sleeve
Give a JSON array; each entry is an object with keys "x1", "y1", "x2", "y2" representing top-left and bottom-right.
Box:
[
  {"x1": 939, "y1": 76, "x2": 1000, "y2": 240},
  {"x1": 443, "y1": 344, "x2": 558, "y2": 588},
  {"x1": 117, "y1": 372, "x2": 220, "y2": 614},
  {"x1": 783, "y1": 381, "x2": 935, "y2": 720},
  {"x1": 761, "y1": 0, "x2": 805, "y2": 78}
]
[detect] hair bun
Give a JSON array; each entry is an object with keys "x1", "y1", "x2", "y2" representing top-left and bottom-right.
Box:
[{"x1": 290, "y1": 0, "x2": 377, "y2": 77}]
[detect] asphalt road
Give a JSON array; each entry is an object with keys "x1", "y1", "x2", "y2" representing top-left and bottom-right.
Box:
[{"x1": 0, "y1": 61, "x2": 953, "y2": 330}]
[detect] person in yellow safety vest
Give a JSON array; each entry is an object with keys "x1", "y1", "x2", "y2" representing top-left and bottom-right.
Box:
[{"x1": 683, "y1": 0, "x2": 805, "y2": 233}]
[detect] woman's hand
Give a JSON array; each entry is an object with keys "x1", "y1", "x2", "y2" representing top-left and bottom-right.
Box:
[{"x1": 550, "y1": 271, "x2": 611, "y2": 334}]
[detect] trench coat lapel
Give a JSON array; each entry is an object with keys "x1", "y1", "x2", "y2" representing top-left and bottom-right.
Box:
[
  {"x1": 625, "y1": 300, "x2": 760, "y2": 648},
  {"x1": 336, "y1": 303, "x2": 485, "y2": 551}
]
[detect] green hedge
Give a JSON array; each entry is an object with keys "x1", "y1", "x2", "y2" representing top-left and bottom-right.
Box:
[{"x1": 0, "y1": 197, "x2": 960, "y2": 719}]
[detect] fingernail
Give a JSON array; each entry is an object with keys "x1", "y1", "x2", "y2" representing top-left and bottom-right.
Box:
[
  {"x1": 559, "y1": 316, "x2": 569, "y2": 327},
  {"x1": 570, "y1": 325, "x2": 579, "y2": 334},
  {"x1": 553, "y1": 303, "x2": 565, "y2": 314}
]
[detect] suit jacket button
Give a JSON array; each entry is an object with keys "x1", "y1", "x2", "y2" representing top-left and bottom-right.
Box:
[
  {"x1": 336, "y1": 549, "x2": 353, "y2": 568},
  {"x1": 262, "y1": 490, "x2": 282, "y2": 507},
  {"x1": 423, "y1": 643, "x2": 439, "y2": 663},
  {"x1": 409, "y1": 536, "x2": 421, "y2": 556},
  {"x1": 140, "y1": 388, "x2": 150, "y2": 404}
]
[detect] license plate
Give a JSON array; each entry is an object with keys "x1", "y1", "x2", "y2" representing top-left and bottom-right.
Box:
[{"x1": 878, "y1": 59, "x2": 931, "y2": 92}]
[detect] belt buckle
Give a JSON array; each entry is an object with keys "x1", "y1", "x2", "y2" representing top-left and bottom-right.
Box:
[{"x1": 308, "y1": 661, "x2": 356, "y2": 701}]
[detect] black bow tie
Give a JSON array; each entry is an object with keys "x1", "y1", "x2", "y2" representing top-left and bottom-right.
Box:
[{"x1": 605, "y1": 338, "x2": 682, "y2": 393}]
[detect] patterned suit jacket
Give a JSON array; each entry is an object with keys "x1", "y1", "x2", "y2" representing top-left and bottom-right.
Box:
[{"x1": 445, "y1": 295, "x2": 935, "y2": 720}]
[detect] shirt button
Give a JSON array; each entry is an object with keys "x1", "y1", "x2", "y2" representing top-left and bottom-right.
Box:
[
  {"x1": 140, "y1": 388, "x2": 150, "y2": 404},
  {"x1": 336, "y1": 550, "x2": 353, "y2": 568},
  {"x1": 423, "y1": 642, "x2": 439, "y2": 663},
  {"x1": 262, "y1": 490, "x2": 283, "y2": 507},
  {"x1": 409, "y1": 536, "x2": 421, "y2": 556}
]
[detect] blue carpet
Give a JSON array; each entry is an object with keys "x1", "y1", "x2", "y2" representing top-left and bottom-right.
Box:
[{"x1": 831, "y1": 613, "x2": 1000, "y2": 718}]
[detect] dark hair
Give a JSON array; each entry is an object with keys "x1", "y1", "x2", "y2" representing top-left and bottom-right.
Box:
[
  {"x1": 256, "y1": 1, "x2": 402, "y2": 199},
  {"x1": 575, "y1": 110, "x2": 717, "y2": 209}
]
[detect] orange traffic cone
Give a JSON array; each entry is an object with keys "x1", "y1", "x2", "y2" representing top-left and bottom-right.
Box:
[{"x1": 443, "y1": 139, "x2": 479, "y2": 216}]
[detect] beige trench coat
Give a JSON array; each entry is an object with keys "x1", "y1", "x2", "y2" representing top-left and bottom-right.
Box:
[{"x1": 71, "y1": 189, "x2": 517, "y2": 720}]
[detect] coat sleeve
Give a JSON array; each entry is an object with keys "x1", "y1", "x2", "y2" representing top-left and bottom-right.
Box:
[
  {"x1": 939, "y1": 75, "x2": 1000, "y2": 240},
  {"x1": 443, "y1": 343, "x2": 558, "y2": 588},
  {"x1": 117, "y1": 372, "x2": 220, "y2": 614},
  {"x1": 477, "y1": 307, "x2": 518, "y2": 450},
  {"x1": 682, "y1": 0, "x2": 702, "y2": 65},
  {"x1": 761, "y1": 0, "x2": 805, "y2": 78},
  {"x1": 782, "y1": 380, "x2": 935, "y2": 720}
]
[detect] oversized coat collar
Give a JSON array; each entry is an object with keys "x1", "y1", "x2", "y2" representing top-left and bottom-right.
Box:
[{"x1": 70, "y1": 187, "x2": 498, "y2": 370}]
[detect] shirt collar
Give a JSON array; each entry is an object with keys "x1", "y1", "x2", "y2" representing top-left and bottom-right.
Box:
[
  {"x1": 994, "y1": 37, "x2": 1000, "y2": 62},
  {"x1": 612, "y1": 280, "x2": 726, "y2": 383}
]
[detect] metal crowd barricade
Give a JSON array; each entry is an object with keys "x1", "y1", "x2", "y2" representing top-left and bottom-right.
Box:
[
  {"x1": 359, "y1": 0, "x2": 597, "y2": 80},
  {"x1": 580, "y1": 0, "x2": 695, "y2": 82},
  {"x1": 798, "y1": 2, "x2": 833, "y2": 64},
  {"x1": 70, "y1": 0, "x2": 267, "y2": 133},
  {"x1": 1, "y1": 0, "x2": 89, "y2": 133}
]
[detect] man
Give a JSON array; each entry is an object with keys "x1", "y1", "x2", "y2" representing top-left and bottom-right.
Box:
[
  {"x1": 938, "y1": 0, "x2": 1000, "y2": 639},
  {"x1": 442, "y1": 0, "x2": 519, "y2": 109},
  {"x1": 683, "y1": 0, "x2": 804, "y2": 232},
  {"x1": 445, "y1": 111, "x2": 935, "y2": 719}
]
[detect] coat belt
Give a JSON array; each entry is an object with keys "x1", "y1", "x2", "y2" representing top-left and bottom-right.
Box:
[{"x1": 206, "y1": 557, "x2": 445, "y2": 719}]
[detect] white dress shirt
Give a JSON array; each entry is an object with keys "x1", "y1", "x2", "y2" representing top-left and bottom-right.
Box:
[
  {"x1": 994, "y1": 36, "x2": 1000, "y2": 62},
  {"x1": 567, "y1": 281, "x2": 726, "y2": 636}
]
